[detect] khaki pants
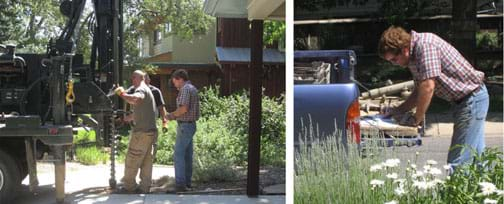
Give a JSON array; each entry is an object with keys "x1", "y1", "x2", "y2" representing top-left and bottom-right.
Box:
[{"x1": 121, "y1": 131, "x2": 156, "y2": 192}]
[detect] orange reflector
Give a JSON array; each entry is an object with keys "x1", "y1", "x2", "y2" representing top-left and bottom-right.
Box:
[{"x1": 346, "y1": 99, "x2": 361, "y2": 144}]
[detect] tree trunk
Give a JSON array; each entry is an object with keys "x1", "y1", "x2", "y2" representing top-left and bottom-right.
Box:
[{"x1": 451, "y1": 0, "x2": 477, "y2": 65}]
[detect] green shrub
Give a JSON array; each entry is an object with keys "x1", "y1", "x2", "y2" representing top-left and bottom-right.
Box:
[
  {"x1": 75, "y1": 146, "x2": 109, "y2": 165},
  {"x1": 198, "y1": 86, "x2": 285, "y2": 166}
]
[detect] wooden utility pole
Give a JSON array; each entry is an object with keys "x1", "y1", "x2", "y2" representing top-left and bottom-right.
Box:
[{"x1": 247, "y1": 19, "x2": 263, "y2": 197}]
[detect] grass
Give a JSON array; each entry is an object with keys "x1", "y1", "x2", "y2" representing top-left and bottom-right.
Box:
[
  {"x1": 74, "y1": 129, "x2": 96, "y2": 144},
  {"x1": 75, "y1": 146, "x2": 109, "y2": 165},
  {"x1": 73, "y1": 129, "x2": 108, "y2": 165}
]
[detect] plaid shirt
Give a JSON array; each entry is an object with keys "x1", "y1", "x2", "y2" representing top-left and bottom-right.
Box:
[
  {"x1": 408, "y1": 31, "x2": 484, "y2": 102},
  {"x1": 176, "y1": 81, "x2": 200, "y2": 122}
]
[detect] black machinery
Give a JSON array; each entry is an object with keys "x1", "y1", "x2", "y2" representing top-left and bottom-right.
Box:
[{"x1": 0, "y1": 0, "x2": 126, "y2": 202}]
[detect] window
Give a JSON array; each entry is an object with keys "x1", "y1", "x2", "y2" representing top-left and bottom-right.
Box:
[
  {"x1": 153, "y1": 30, "x2": 162, "y2": 44},
  {"x1": 138, "y1": 37, "x2": 143, "y2": 56},
  {"x1": 165, "y1": 22, "x2": 172, "y2": 34}
]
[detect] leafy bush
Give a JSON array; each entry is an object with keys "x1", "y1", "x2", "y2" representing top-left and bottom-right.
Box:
[{"x1": 198, "y1": 86, "x2": 285, "y2": 166}]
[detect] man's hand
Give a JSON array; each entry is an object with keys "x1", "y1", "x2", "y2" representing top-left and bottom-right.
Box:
[
  {"x1": 398, "y1": 113, "x2": 421, "y2": 127},
  {"x1": 162, "y1": 120, "x2": 168, "y2": 133},
  {"x1": 114, "y1": 86, "x2": 125, "y2": 96},
  {"x1": 166, "y1": 113, "x2": 176, "y2": 121},
  {"x1": 381, "y1": 106, "x2": 402, "y2": 118}
]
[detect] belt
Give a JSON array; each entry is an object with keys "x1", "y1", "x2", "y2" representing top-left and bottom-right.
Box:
[
  {"x1": 453, "y1": 85, "x2": 481, "y2": 104},
  {"x1": 177, "y1": 121, "x2": 195, "y2": 123}
]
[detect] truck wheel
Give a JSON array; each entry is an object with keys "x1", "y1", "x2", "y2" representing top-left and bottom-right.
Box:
[{"x1": 0, "y1": 149, "x2": 21, "y2": 203}]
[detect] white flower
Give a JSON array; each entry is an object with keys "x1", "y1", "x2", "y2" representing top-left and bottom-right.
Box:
[
  {"x1": 443, "y1": 164, "x2": 451, "y2": 170},
  {"x1": 496, "y1": 189, "x2": 504, "y2": 196},
  {"x1": 370, "y1": 164, "x2": 383, "y2": 172},
  {"x1": 479, "y1": 182, "x2": 497, "y2": 196},
  {"x1": 370, "y1": 179, "x2": 385, "y2": 188},
  {"x1": 394, "y1": 186, "x2": 407, "y2": 196},
  {"x1": 384, "y1": 200, "x2": 398, "y2": 204},
  {"x1": 386, "y1": 173, "x2": 398, "y2": 180},
  {"x1": 425, "y1": 167, "x2": 442, "y2": 176},
  {"x1": 484, "y1": 198, "x2": 498, "y2": 204},
  {"x1": 383, "y1": 159, "x2": 401, "y2": 168},
  {"x1": 426, "y1": 160, "x2": 438, "y2": 165},
  {"x1": 410, "y1": 164, "x2": 417, "y2": 169},
  {"x1": 433, "y1": 179, "x2": 445, "y2": 185},
  {"x1": 412, "y1": 171, "x2": 424, "y2": 178},
  {"x1": 425, "y1": 181, "x2": 437, "y2": 189},
  {"x1": 423, "y1": 165, "x2": 431, "y2": 171},
  {"x1": 394, "y1": 179, "x2": 406, "y2": 184},
  {"x1": 413, "y1": 180, "x2": 429, "y2": 190}
]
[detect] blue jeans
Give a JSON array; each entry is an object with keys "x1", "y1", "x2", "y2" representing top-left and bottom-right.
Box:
[
  {"x1": 174, "y1": 122, "x2": 196, "y2": 186},
  {"x1": 447, "y1": 84, "x2": 489, "y2": 170}
]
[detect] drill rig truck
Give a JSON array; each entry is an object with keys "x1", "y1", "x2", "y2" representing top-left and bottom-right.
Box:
[{"x1": 0, "y1": 0, "x2": 126, "y2": 202}]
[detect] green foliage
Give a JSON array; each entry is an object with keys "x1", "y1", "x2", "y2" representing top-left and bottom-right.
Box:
[
  {"x1": 0, "y1": 0, "x2": 24, "y2": 43},
  {"x1": 75, "y1": 146, "x2": 109, "y2": 165},
  {"x1": 264, "y1": 21, "x2": 285, "y2": 48},
  {"x1": 477, "y1": 31, "x2": 501, "y2": 50},
  {"x1": 198, "y1": 86, "x2": 286, "y2": 166},
  {"x1": 378, "y1": 0, "x2": 430, "y2": 26},
  {"x1": 440, "y1": 148, "x2": 504, "y2": 203},
  {"x1": 0, "y1": 0, "x2": 65, "y2": 52},
  {"x1": 74, "y1": 130, "x2": 96, "y2": 144}
]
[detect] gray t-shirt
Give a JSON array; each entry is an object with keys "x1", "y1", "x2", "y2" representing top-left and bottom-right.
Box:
[{"x1": 132, "y1": 83, "x2": 157, "y2": 133}]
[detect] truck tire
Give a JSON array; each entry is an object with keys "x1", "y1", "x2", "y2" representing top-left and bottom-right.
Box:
[{"x1": 0, "y1": 149, "x2": 21, "y2": 203}]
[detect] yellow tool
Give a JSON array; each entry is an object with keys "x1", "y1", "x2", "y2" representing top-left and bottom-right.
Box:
[{"x1": 65, "y1": 79, "x2": 75, "y2": 105}]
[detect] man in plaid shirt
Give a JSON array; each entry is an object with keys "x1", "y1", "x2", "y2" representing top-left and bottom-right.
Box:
[
  {"x1": 378, "y1": 26, "x2": 489, "y2": 171},
  {"x1": 166, "y1": 69, "x2": 200, "y2": 192}
]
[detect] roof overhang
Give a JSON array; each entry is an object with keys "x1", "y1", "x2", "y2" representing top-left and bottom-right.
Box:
[{"x1": 204, "y1": 0, "x2": 285, "y2": 20}]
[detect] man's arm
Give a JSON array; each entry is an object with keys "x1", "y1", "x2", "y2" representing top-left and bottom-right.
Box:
[
  {"x1": 159, "y1": 106, "x2": 168, "y2": 123},
  {"x1": 121, "y1": 92, "x2": 144, "y2": 105},
  {"x1": 167, "y1": 105, "x2": 188, "y2": 120},
  {"x1": 396, "y1": 88, "x2": 418, "y2": 113},
  {"x1": 413, "y1": 78, "x2": 435, "y2": 124}
]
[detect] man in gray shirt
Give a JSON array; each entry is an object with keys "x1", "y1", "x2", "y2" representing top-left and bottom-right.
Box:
[{"x1": 114, "y1": 70, "x2": 157, "y2": 193}]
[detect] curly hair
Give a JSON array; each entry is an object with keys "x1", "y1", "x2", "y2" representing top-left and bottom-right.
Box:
[{"x1": 378, "y1": 26, "x2": 411, "y2": 57}]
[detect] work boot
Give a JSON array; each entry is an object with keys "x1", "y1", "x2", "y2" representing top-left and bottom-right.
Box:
[
  {"x1": 114, "y1": 186, "x2": 141, "y2": 194},
  {"x1": 175, "y1": 185, "x2": 189, "y2": 193},
  {"x1": 186, "y1": 183, "x2": 194, "y2": 191}
]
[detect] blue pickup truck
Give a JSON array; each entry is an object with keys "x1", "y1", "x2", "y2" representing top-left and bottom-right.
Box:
[
  {"x1": 294, "y1": 50, "x2": 361, "y2": 146},
  {"x1": 294, "y1": 50, "x2": 422, "y2": 148}
]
